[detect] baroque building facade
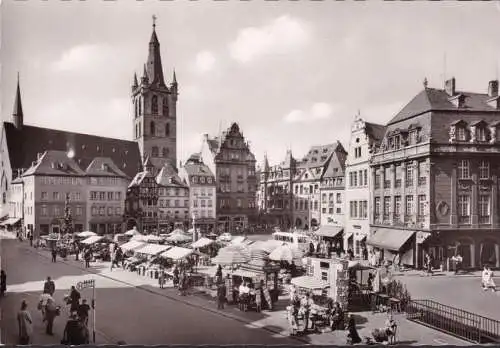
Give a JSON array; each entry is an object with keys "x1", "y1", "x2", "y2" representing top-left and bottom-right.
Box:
[
  {"x1": 344, "y1": 116, "x2": 386, "y2": 256},
  {"x1": 369, "y1": 77, "x2": 500, "y2": 269},
  {"x1": 200, "y1": 123, "x2": 257, "y2": 233}
]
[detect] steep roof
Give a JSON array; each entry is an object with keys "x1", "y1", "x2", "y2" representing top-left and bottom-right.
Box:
[
  {"x1": 207, "y1": 138, "x2": 220, "y2": 154},
  {"x1": 299, "y1": 142, "x2": 339, "y2": 168},
  {"x1": 85, "y1": 157, "x2": 129, "y2": 178},
  {"x1": 3, "y1": 122, "x2": 142, "y2": 179},
  {"x1": 22, "y1": 150, "x2": 86, "y2": 177},
  {"x1": 183, "y1": 162, "x2": 215, "y2": 186},
  {"x1": 387, "y1": 87, "x2": 500, "y2": 125},
  {"x1": 156, "y1": 162, "x2": 186, "y2": 187},
  {"x1": 146, "y1": 24, "x2": 166, "y2": 87},
  {"x1": 322, "y1": 145, "x2": 347, "y2": 179},
  {"x1": 365, "y1": 122, "x2": 387, "y2": 144}
]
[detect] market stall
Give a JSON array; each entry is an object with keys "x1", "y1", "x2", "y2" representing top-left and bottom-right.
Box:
[
  {"x1": 77, "y1": 231, "x2": 97, "y2": 238},
  {"x1": 120, "y1": 240, "x2": 147, "y2": 253},
  {"x1": 81, "y1": 236, "x2": 104, "y2": 245}
]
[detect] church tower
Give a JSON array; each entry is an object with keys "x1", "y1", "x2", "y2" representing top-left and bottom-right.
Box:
[
  {"x1": 12, "y1": 73, "x2": 24, "y2": 130},
  {"x1": 132, "y1": 16, "x2": 178, "y2": 172}
]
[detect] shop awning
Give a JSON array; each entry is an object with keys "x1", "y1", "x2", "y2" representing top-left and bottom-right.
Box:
[
  {"x1": 120, "y1": 240, "x2": 147, "y2": 251},
  {"x1": 0, "y1": 217, "x2": 21, "y2": 226},
  {"x1": 135, "y1": 243, "x2": 171, "y2": 256},
  {"x1": 367, "y1": 228, "x2": 415, "y2": 251},
  {"x1": 291, "y1": 276, "x2": 330, "y2": 290},
  {"x1": 314, "y1": 225, "x2": 343, "y2": 238},
  {"x1": 231, "y1": 236, "x2": 247, "y2": 245},
  {"x1": 81, "y1": 236, "x2": 104, "y2": 245},
  {"x1": 231, "y1": 269, "x2": 258, "y2": 279},
  {"x1": 191, "y1": 237, "x2": 214, "y2": 249},
  {"x1": 161, "y1": 247, "x2": 194, "y2": 260}
]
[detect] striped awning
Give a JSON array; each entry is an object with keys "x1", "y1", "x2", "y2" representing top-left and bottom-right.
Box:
[
  {"x1": 232, "y1": 268, "x2": 258, "y2": 279},
  {"x1": 367, "y1": 228, "x2": 415, "y2": 251},
  {"x1": 291, "y1": 276, "x2": 330, "y2": 290},
  {"x1": 81, "y1": 236, "x2": 104, "y2": 245},
  {"x1": 191, "y1": 237, "x2": 214, "y2": 249},
  {"x1": 315, "y1": 225, "x2": 343, "y2": 238},
  {"x1": 135, "y1": 243, "x2": 171, "y2": 256},
  {"x1": 120, "y1": 240, "x2": 147, "y2": 251}
]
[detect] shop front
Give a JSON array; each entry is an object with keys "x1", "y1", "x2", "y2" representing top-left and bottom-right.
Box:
[
  {"x1": 367, "y1": 227, "x2": 416, "y2": 267},
  {"x1": 314, "y1": 225, "x2": 344, "y2": 249}
]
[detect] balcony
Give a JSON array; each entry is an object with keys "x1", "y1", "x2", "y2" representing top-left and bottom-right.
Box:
[{"x1": 418, "y1": 177, "x2": 427, "y2": 186}]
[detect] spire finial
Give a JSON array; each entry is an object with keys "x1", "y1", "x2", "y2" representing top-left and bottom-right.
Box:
[
  {"x1": 173, "y1": 69, "x2": 177, "y2": 83},
  {"x1": 423, "y1": 77, "x2": 428, "y2": 89},
  {"x1": 152, "y1": 15, "x2": 157, "y2": 29}
]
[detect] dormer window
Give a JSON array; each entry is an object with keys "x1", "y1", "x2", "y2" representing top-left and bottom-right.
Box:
[
  {"x1": 449, "y1": 94, "x2": 466, "y2": 108},
  {"x1": 477, "y1": 127, "x2": 487, "y2": 142},
  {"x1": 450, "y1": 120, "x2": 468, "y2": 142},
  {"x1": 457, "y1": 127, "x2": 466, "y2": 141},
  {"x1": 394, "y1": 135, "x2": 401, "y2": 149},
  {"x1": 470, "y1": 120, "x2": 488, "y2": 143}
]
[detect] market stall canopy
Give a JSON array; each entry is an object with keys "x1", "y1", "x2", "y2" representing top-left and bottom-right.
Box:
[
  {"x1": 166, "y1": 232, "x2": 192, "y2": 243},
  {"x1": 77, "y1": 231, "x2": 97, "y2": 238},
  {"x1": 250, "y1": 240, "x2": 283, "y2": 254},
  {"x1": 348, "y1": 260, "x2": 375, "y2": 271},
  {"x1": 191, "y1": 237, "x2": 214, "y2": 249},
  {"x1": 291, "y1": 275, "x2": 330, "y2": 290},
  {"x1": 161, "y1": 247, "x2": 194, "y2": 260},
  {"x1": 314, "y1": 225, "x2": 343, "y2": 238},
  {"x1": 232, "y1": 268, "x2": 259, "y2": 279},
  {"x1": 135, "y1": 243, "x2": 171, "y2": 256},
  {"x1": 81, "y1": 236, "x2": 104, "y2": 245},
  {"x1": 212, "y1": 245, "x2": 251, "y2": 265},
  {"x1": 120, "y1": 240, "x2": 147, "y2": 251},
  {"x1": 144, "y1": 234, "x2": 164, "y2": 242},
  {"x1": 230, "y1": 236, "x2": 247, "y2": 245},
  {"x1": 169, "y1": 228, "x2": 185, "y2": 236},
  {"x1": 269, "y1": 244, "x2": 303, "y2": 263},
  {"x1": 0, "y1": 217, "x2": 21, "y2": 226},
  {"x1": 131, "y1": 234, "x2": 148, "y2": 242},
  {"x1": 366, "y1": 228, "x2": 414, "y2": 252},
  {"x1": 124, "y1": 228, "x2": 141, "y2": 236}
]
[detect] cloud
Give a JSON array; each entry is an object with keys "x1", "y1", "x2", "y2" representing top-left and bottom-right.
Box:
[
  {"x1": 283, "y1": 102, "x2": 334, "y2": 124},
  {"x1": 195, "y1": 51, "x2": 216, "y2": 73},
  {"x1": 51, "y1": 44, "x2": 116, "y2": 72},
  {"x1": 229, "y1": 15, "x2": 310, "y2": 64}
]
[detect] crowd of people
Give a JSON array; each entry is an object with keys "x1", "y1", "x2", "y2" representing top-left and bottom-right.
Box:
[{"x1": 15, "y1": 276, "x2": 93, "y2": 345}]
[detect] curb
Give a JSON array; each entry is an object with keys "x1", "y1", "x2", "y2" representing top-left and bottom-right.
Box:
[{"x1": 25, "y1": 245, "x2": 308, "y2": 344}]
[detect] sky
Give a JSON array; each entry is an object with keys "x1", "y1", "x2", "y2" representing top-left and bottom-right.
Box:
[{"x1": 1, "y1": 1, "x2": 500, "y2": 167}]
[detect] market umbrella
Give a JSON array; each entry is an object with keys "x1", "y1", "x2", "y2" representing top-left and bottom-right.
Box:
[
  {"x1": 212, "y1": 244, "x2": 251, "y2": 265},
  {"x1": 169, "y1": 228, "x2": 185, "y2": 236},
  {"x1": 144, "y1": 234, "x2": 164, "y2": 242},
  {"x1": 191, "y1": 237, "x2": 214, "y2": 249},
  {"x1": 269, "y1": 244, "x2": 303, "y2": 263},
  {"x1": 125, "y1": 228, "x2": 141, "y2": 236},
  {"x1": 131, "y1": 234, "x2": 148, "y2": 242},
  {"x1": 250, "y1": 240, "x2": 283, "y2": 254},
  {"x1": 166, "y1": 232, "x2": 192, "y2": 243},
  {"x1": 77, "y1": 231, "x2": 97, "y2": 238}
]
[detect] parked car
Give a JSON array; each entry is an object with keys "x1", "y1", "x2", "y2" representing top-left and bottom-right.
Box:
[{"x1": 218, "y1": 233, "x2": 232, "y2": 242}]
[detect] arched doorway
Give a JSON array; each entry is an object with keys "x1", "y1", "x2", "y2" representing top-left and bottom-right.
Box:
[
  {"x1": 480, "y1": 239, "x2": 498, "y2": 267},
  {"x1": 295, "y1": 218, "x2": 302, "y2": 228}
]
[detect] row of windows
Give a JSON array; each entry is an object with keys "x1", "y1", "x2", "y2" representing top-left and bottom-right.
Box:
[
  {"x1": 349, "y1": 170, "x2": 368, "y2": 187},
  {"x1": 374, "y1": 161, "x2": 427, "y2": 189},
  {"x1": 374, "y1": 195, "x2": 427, "y2": 217},
  {"x1": 134, "y1": 95, "x2": 169, "y2": 118},
  {"x1": 218, "y1": 167, "x2": 255, "y2": 177},
  {"x1": 295, "y1": 184, "x2": 319, "y2": 195},
  {"x1": 458, "y1": 160, "x2": 491, "y2": 180},
  {"x1": 192, "y1": 210, "x2": 216, "y2": 219},
  {"x1": 193, "y1": 199, "x2": 214, "y2": 208},
  {"x1": 322, "y1": 206, "x2": 342, "y2": 215},
  {"x1": 41, "y1": 191, "x2": 84, "y2": 201},
  {"x1": 37, "y1": 177, "x2": 122, "y2": 186},
  {"x1": 385, "y1": 129, "x2": 421, "y2": 151},
  {"x1": 192, "y1": 188, "x2": 214, "y2": 196},
  {"x1": 458, "y1": 195, "x2": 491, "y2": 221},
  {"x1": 148, "y1": 199, "x2": 189, "y2": 208},
  {"x1": 450, "y1": 122, "x2": 496, "y2": 143},
  {"x1": 91, "y1": 206, "x2": 122, "y2": 217},
  {"x1": 321, "y1": 192, "x2": 342, "y2": 204},
  {"x1": 219, "y1": 199, "x2": 256, "y2": 209},
  {"x1": 89, "y1": 191, "x2": 122, "y2": 201},
  {"x1": 192, "y1": 176, "x2": 214, "y2": 184},
  {"x1": 349, "y1": 200, "x2": 368, "y2": 219},
  {"x1": 219, "y1": 183, "x2": 252, "y2": 193},
  {"x1": 41, "y1": 205, "x2": 84, "y2": 217}
]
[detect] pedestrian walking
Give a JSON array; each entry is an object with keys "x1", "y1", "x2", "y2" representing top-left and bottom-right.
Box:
[
  {"x1": 173, "y1": 266, "x2": 180, "y2": 288},
  {"x1": 84, "y1": 249, "x2": 92, "y2": 268},
  {"x1": 29, "y1": 232, "x2": 33, "y2": 247},
  {"x1": 482, "y1": 265, "x2": 496, "y2": 292},
  {"x1": 44, "y1": 298, "x2": 59, "y2": 335},
  {"x1": 1, "y1": 269, "x2": 6, "y2": 297},
  {"x1": 51, "y1": 248, "x2": 57, "y2": 263},
  {"x1": 158, "y1": 270, "x2": 166, "y2": 289},
  {"x1": 346, "y1": 313, "x2": 362, "y2": 345},
  {"x1": 77, "y1": 299, "x2": 91, "y2": 326},
  {"x1": 43, "y1": 276, "x2": 56, "y2": 296},
  {"x1": 216, "y1": 283, "x2": 226, "y2": 309},
  {"x1": 17, "y1": 300, "x2": 33, "y2": 345},
  {"x1": 69, "y1": 286, "x2": 81, "y2": 312},
  {"x1": 62, "y1": 312, "x2": 89, "y2": 345}
]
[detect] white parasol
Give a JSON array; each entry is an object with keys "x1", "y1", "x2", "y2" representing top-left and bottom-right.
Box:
[
  {"x1": 125, "y1": 228, "x2": 141, "y2": 236},
  {"x1": 166, "y1": 231, "x2": 192, "y2": 243},
  {"x1": 211, "y1": 244, "x2": 251, "y2": 265},
  {"x1": 269, "y1": 244, "x2": 303, "y2": 263},
  {"x1": 77, "y1": 231, "x2": 97, "y2": 238}
]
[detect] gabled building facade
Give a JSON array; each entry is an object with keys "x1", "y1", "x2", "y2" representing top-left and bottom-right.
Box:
[
  {"x1": 369, "y1": 78, "x2": 500, "y2": 269},
  {"x1": 179, "y1": 153, "x2": 217, "y2": 234},
  {"x1": 200, "y1": 123, "x2": 257, "y2": 233},
  {"x1": 257, "y1": 150, "x2": 297, "y2": 230},
  {"x1": 344, "y1": 116, "x2": 386, "y2": 256}
]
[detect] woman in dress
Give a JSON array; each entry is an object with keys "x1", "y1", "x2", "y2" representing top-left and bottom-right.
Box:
[
  {"x1": 346, "y1": 313, "x2": 362, "y2": 345},
  {"x1": 17, "y1": 300, "x2": 33, "y2": 344}
]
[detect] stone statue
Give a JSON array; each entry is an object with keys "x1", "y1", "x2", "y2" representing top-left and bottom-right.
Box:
[
  {"x1": 470, "y1": 126, "x2": 477, "y2": 143},
  {"x1": 489, "y1": 126, "x2": 497, "y2": 144},
  {"x1": 449, "y1": 126, "x2": 456, "y2": 143}
]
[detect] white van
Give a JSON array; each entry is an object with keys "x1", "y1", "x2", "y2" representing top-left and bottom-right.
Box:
[{"x1": 272, "y1": 231, "x2": 310, "y2": 253}]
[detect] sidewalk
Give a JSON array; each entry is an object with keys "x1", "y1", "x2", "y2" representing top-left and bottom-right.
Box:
[
  {"x1": 26, "y1": 243, "x2": 469, "y2": 345},
  {"x1": 393, "y1": 269, "x2": 482, "y2": 278}
]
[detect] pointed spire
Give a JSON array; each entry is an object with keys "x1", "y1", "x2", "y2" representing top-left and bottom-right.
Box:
[
  {"x1": 146, "y1": 16, "x2": 166, "y2": 87},
  {"x1": 12, "y1": 72, "x2": 24, "y2": 129},
  {"x1": 133, "y1": 72, "x2": 138, "y2": 87},
  {"x1": 423, "y1": 77, "x2": 428, "y2": 89},
  {"x1": 141, "y1": 64, "x2": 149, "y2": 84},
  {"x1": 263, "y1": 153, "x2": 270, "y2": 170},
  {"x1": 172, "y1": 69, "x2": 177, "y2": 85}
]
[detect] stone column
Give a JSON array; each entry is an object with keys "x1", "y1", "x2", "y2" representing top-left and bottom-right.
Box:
[
  {"x1": 390, "y1": 164, "x2": 395, "y2": 224},
  {"x1": 450, "y1": 165, "x2": 458, "y2": 226},
  {"x1": 470, "y1": 243, "x2": 475, "y2": 268},
  {"x1": 495, "y1": 244, "x2": 500, "y2": 268},
  {"x1": 471, "y1": 172, "x2": 478, "y2": 227}
]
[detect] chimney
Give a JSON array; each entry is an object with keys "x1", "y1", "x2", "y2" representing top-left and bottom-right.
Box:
[
  {"x1": 445, "y1": 77, "x2": 456, "y2": 96},
  {"x1": 488, "y1": 80, "x2": 499, "y2": 98}
]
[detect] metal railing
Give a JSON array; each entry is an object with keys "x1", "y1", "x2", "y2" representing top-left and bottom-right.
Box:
[{"x1": 406, "y1": 299, "x2": 500, "y2": 343}]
